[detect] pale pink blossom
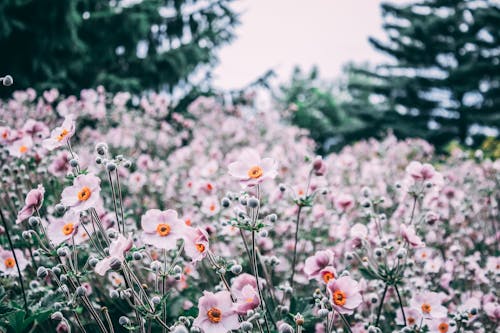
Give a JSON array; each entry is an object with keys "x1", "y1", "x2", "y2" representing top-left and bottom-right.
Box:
[
  {"x1": 16, "y1": 184, "x2": 45, "y2": 224},
  {"x1": 228, "y1": 148, "x2": 278, "y2": 187},
  {"x1": 400, "y1": 224, "x2": 425, "y2": 248},
  {"x1": 95, "y1": 235, "x2": 133, "y2": 276},
  {"x1": 193, "y1": 291, "x2": 239, "y2": 333},
  {"x1": 141, "y1": 209, "x2": 188, "y2": 250},
  {"x1": 60, "y1": 174, "x2": 101, "y2": 212},
  {"x1": 43, "y1": 116, "x2": 75, "y2": 151},
  {"x1": 327, "y1": 276, "x2": 363, "y2": 315},
  {"x1": 0, "y1": 247, "x2": 28, "y2": 277}
]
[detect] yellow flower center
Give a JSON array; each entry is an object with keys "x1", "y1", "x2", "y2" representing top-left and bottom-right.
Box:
[
  {"x1": 195, "y1": 243, "x2": 205, "y2": 252},
  {"x1": 4, "y1": 257, "x2": 15, "y2": 269},
  {"x1": 209, "y1": 203, "x2": 216, "y2": 212},
  {"x1": 19, "y1": 145, "x2": 28, "y2": 153},
  {"x1": 421, "y1": 303, "x2": 432, "y2": 314},
  {"x1": 438, "y1": 322, "x2": 449, "y2": 333},
  {"x1": 77, "y1": 186, "x2": 92, "y2": 201},
  {"x1": 62, "y1": 223, "x2": 75, "y2": 235},
  {"x1": 333, "y1": 290, "x2": 346, "y2": 306},
  {"x1": 57, "y1": 129, "x2": 69, "y2": 142},
  {"x1": 156, "y1": 223, "x2": 171, "y2": 237},
  {"x1": 408, "y1": 317, "x2": 416, "y2": 325},
  {"x1": 2, "y1": 131, "x2": 7, "y2": 139},
  {"x1": 207, "y1": 307, "x2": 222, "y2": 323},
  {"x1": 247, "y1": 165, "x2": 263, "y2": 179},
  {"x1": 322, "y1": 271, "x2": 335, "y2": 283}
]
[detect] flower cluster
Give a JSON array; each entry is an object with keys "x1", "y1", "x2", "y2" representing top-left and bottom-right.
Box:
[{"x1": 0, "y1": 88, "x2": 498, "y2": 333}]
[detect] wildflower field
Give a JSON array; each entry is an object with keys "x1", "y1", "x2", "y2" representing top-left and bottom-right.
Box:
[{"x1": 0, "y1": 88, "x2": 498, "y2": 333}]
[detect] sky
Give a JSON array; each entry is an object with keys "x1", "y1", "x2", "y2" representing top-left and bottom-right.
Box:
[{"x1": 212, "y1": 0, "x2": 389, "y2": 90}]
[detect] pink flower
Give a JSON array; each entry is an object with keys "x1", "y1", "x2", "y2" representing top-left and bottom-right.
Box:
[
  {"x1": 304, "y1": 249, "x2": 335, "y2": 280},
  {"x1": 233, "y1": 284, "x2": 259, "y2": 314},
  {"x1": 428, "y1": 318, "x2": 456, "y2": 333},
  {"x1": 95, "y1": 235, "x2": 133, "y2": 276},
  {"x1": 313, "y1": 156, "x2": 326, "y2": 176},
  {"x1": 141, "y1": 209, "x2": 188, "y2": 250},
  {"x1": 0, "y1": 247, "x2": 29, "y2": 276},
  {"x1": 400, "y1": 224, "x2": 425, "y2": 248},
  {"x1": 201, "y1": 197, "x2": 220, "y2": 216},
  {"x1": 60, "y1": 174, "x2": 101, "y2": 212},
  {"x1": 43, "y1": 116, "x2": 75, "y2": 151},
  {"x1": 46, "y1": 210, "x2": 80, "y2": 245},
  {"x1": 335, "y1": 194, "x2": 355, "y2": 212},
  {"x1": 193, "y1": 291, "x2": 239, "y2": 333},
  {"x1": 396, "y1": 307, "x2": 421, "y2": 327},
  {"x1": 327, "y1": 276, "x2": 363, "y2": 315},
  {"x1": 231, "y1": 273, "x2": 260, "y2": 314},
  {"x1": 406, "y1": 161, "x2": 437, "y2": 181},
  {"x1": 228, "y1": 148, "x2": 278, "y2": 187},
  {"x1": 410, "y1": 291, "x2": 448, "y2": 319},
  {"x1": 184, "y1": 227, "x2": 209, "y2": 262},
  {"x1": 8, "y1": 136, "x2": 33, "y2": 158},
  {"x1": 16, "y1": 184, "x2": 45, "y2": 224}
]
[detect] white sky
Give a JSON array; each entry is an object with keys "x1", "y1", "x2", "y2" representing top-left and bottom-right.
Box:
[{"x1": 212, "y1": 0, "x2": 388, "y2": 90}]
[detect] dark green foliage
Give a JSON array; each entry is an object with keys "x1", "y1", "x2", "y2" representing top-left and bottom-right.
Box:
[
  {"x1": 0, "y1": 0, "x2": 238, "y2": 96},
  {"x1": 276, "y1": 67, "x2": 365, "y2": 154},
  {"x1": 347, "y1": 0, "x2": 500, "y2": 149}
]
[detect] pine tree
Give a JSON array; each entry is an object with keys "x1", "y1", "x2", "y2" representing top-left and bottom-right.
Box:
[
  {"x1": 0, "y1": 0, "x2": 237, "y2": 96},
  {"x1": 276, "y1": 67, "x2": 365, "y2": 154},
  {"x1": 347, "y1": 0, "x2": 500, "y2": 149}
]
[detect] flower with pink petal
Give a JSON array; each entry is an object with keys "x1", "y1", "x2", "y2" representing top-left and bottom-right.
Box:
[
  {"x1": 141, "y1": 209, "x2": 188, "y2": 250},
  {"x1": 43, "y1": 116, "x2": 75, "y2": 151},
  {"x1": 16, "y1": 184, "x2": 45, "y2": 224},
  {"x1": 231, "y1": 273, "x2": 260, "y2": 314},
  {"x1": 60, "y1": 174, "x2": 101, "y2": 212},
  {"x1": 400, "y1": 224, "x2": 425, "y2": 248},
  {"x1": 410, "y1": 291, "x2": 448, "y2": 319},
  {"x1": 0, "y1": 247, "x2": 29, "y2": 277},
  {"x1": 184, "y1": 227, "x2": 209, "y2": 262},
  {"x1": 304, "y1": 249, "x2": 335, "y2": 280},
  {"x1": 46, "y1": 210, "x2": 80, "y2": 245},
  {"x1": 335, "y1": 194, "x2": 355, "y2": 212},
  {"x1": 228, "y1": 148, "x2": 278, "y2": 187},
  {"x1": 396, "y1": 307, "x2": 422, "y2": 327},
  {"x1": 406, "y1": 161, "x2": 437, "y2": 181},
  {"x1": 8, "y1": 136, "x2": 33, "y2": 158},
  {"x1": 193, "y1": 290, "x2": 239, "y2": 333},
  {"x1": 95, "y1": 234, "x2": 133, "y2": 276},
  {"x1": 429, "y1": 318, "x2": 456, "y2": 333},
  {"x1": 327, "y1": 276, "x2": 363, "y2": 315}
]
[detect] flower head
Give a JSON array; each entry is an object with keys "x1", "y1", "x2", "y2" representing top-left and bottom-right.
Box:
[
  {"x1": 0, "y1": 248, "x2": 28, "y2": 277},
  {"x1": 400, "y1": 224, "x2": 425, "y2": 248},
  {"x1": 410, "y1": 291, "x2": 448, "y2": 319},
  {"x1": 43, "y1": 116, "x2": 76, "y2": 151},
  {"x1": 184, "y1": 227, "x2": 209, "y2": 263},
  {"x1": 141, "y1": 209, "x2": 188, "y2": 250},
  {"x1": 16, "y1": 184, "x2": 45, "y2": 224},
  {"x1": 193, "y1": 291, "x2": 239, "y2": 333},
  {"x1": 61, "y1": 174, "x2": 101, "y2": 212},
  {"x1": 46, "y1": 210, "x2": 80, "y2": 245},
  {"x1": 304, "y1": 249, "x2": 335, "y2": 280},
  {"x1": 95, "y1": 234, "x2": 133, "y2": 276},
  {"x1": 228, "y1": 148, "x2": 278, "y2": 187},
  {"x1": 326, "y1": 276, "x2": 362, "y2": 315},
  {"x1": 231, "y1": 273, "x2": 260, "y2": 314}
]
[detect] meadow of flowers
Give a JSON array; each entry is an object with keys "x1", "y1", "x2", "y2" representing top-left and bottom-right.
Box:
[{"x1": 0, "y1": 88, "x2": 498, "y2": 333}]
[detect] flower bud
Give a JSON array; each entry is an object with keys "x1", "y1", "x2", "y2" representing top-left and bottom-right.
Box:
[
  {"x1": 221, "y1": 197, "x2": 231, "y2": 208},
  {"x1": 69, "y1": 159, "x2": 79, "y2": 168},
  {"x1": 278, "y1": 323, "x2": 294, "y2": 333},
  {"x1": 106, "y1": 162, "x2": 117, "y2": 172},
  {"x1": 241, "y1": 321, "x2": 253, "y2": 332},
  {"x1": 96, "y1": 143, "x2": 108, "y2": 156},
  {"x1": 75, "y1": 286, "x2": 87, "y2": 297},
  {"x1": 110, "y1": 289, "x2": 119, "y2": 299},
  {"x1": 2, "y1": 75, "x2": 13, "y2": 86},
  {"x1": 268, "y1": 214, "x2": 277, "y2": 222},
  {"x1": 37, "y1": 266, "x2": 48, "y2": 278},
  {"x1": 151, "y1": 296, "x2": 161, "y2": 305},
  {"x1": 248, "y1": 197, "x2": 259, "y2": 208},
  {"x1": 51, "y1": 311, "x2": 64, "y2": 321},
  {"x1": 230, "y1": 264, "x2": 242, "y2": 275},
  {"x1": 133, "y1": 252, "x2": 143, "y2": 261},
  {"x1": 118, "y1": 316, "x2": 130, "y2": 326},
  {"x1": 28, "y1": 216, "x2": 40, "y2": 228}
]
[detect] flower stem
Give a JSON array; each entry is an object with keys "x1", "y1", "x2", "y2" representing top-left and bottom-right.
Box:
[
  {"x1": 394, "y1": 285, "x2": 406, "y2": 326},
  {"x1": 289, "y1": 204, "x2": 303, "y2": 289},
  {"x1": 0, "y1": 206, "x2": 28, "y2": 314},
  {"x1": 375, "y1": 284, "x2": 389, "y2": 328}
]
